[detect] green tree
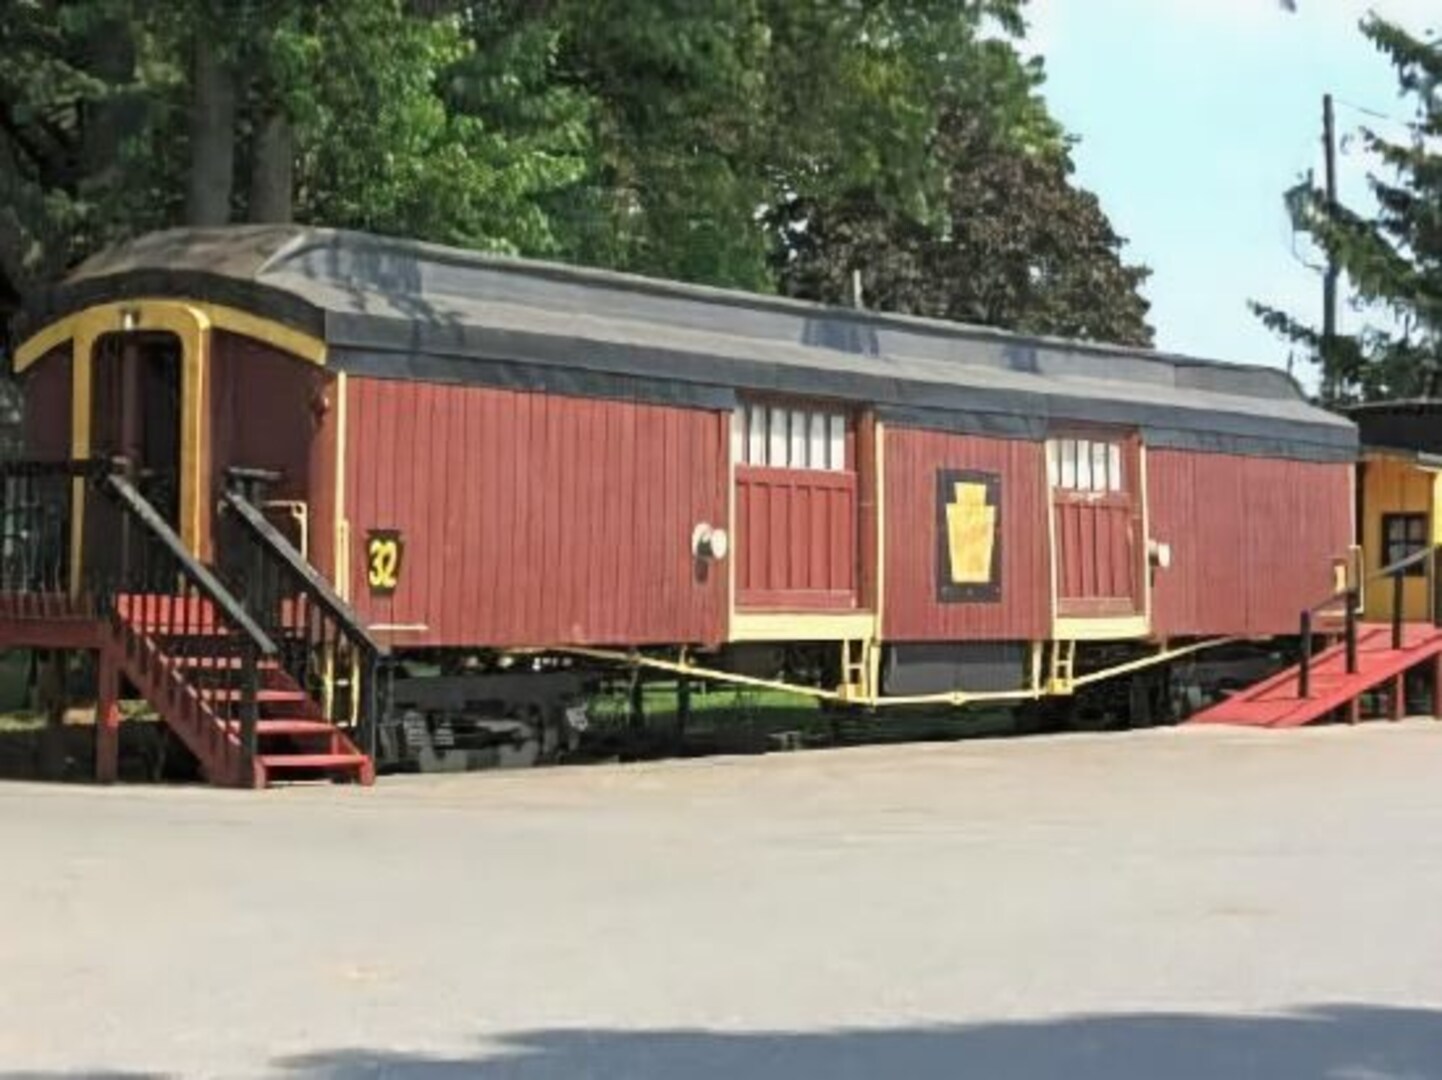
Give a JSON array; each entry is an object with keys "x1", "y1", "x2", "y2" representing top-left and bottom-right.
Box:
[
  {"x1": 1254, "y1": 15, "x2": 1442, "y2": 403},
  {"x1": 2, "y1": 0, "x2": 1152, "y2": 358},
  {"x1": 0, "y1": 0, "x2": 594, "y2": 318},
  {"x1": 770, "y1": 49, "x2": 1153, "y2": 345},
  {"x1": 0, "y1": 0, "x2": 154, "y2": 304},
  {"x1": 522, "y1": 0, "x2": 1024, "y2": 289}
]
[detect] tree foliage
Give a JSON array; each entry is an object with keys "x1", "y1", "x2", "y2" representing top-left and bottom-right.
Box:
[
  {"x1": 1, "y1": 0, "x2": 1153, "y2": 359},
  {"x1": 772, "y1": 76, "x2": 1152, "y2": 345},
  {"x1": 1254, "y1": 15, "x2": 1442, "y2": 404}
]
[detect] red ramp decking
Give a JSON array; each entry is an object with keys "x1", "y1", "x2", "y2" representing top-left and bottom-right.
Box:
[{"x1": 1188, "y1": 623, "x2": 1442, "y2": 728}]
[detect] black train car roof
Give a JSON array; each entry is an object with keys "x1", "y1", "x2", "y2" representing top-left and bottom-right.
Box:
[
  {"x1": 1346, "y1": 400, "x2": 1442, "y2": 460},
  {"x1": 15, "y1": 225, "x2": 1357, "y2": 462}
]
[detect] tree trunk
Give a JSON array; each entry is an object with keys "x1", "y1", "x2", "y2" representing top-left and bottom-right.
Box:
[
  {"x1": 186, "y1": 35, "x2": 236, "y2": 227},
  {"x1": 79, "y1": 17, "x2": 137, "y2": 188},
  {"x1": 248, "y1": 109, "x2": 294, "y2": 224}
]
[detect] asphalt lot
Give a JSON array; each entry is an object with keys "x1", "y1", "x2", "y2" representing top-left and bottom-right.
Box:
[{"x1": 3, "y1": 721, "x2": 1442, "y2": 1078}]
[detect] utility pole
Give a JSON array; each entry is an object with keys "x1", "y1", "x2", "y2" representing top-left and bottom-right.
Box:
[{"x1": 1321, "y1": 92, "x2": 1339, "y2": 400}]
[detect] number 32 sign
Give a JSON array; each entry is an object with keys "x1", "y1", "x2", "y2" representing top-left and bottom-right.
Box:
[{"x1": 366, "y1": 530, "x2": 404, "y2": 596}]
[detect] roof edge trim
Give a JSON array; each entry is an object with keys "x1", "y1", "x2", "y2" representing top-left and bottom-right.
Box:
[{"x1": 15, "y1": 298, "x2": 327, "y2": 372}]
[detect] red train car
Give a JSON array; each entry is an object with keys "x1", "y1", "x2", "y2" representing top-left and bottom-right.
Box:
[{"x1": 8, "y1": 227, "x2": 1357, "y2": 778}]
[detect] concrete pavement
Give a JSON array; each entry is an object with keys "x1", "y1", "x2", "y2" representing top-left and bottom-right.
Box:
[{"x1": 3, "y1": 722, "x2": 1442, "y2": 1077}]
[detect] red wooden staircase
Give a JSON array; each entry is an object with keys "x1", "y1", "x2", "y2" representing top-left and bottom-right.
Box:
[
  {"x1": 100, "y1": 594, "x2": 373, "y2": 787},
  {"x1": 0, "y1": 460, "x2": 382, "y2": 789}
]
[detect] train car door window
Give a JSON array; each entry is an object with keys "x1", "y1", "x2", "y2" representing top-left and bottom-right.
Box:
[
  {"x1": 736, "y1": 401, "x2": 859, "y2": 610},
  {"x1": 1048, "y1": 432, "x2": 1142, "y2": 619},
  {"x1": 741, "y1": 403, "x2": 848, "y2": 471}
]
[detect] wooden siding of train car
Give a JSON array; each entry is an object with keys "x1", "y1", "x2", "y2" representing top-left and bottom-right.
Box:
[
  {"x1": 882, "y1": 428, "x2": 1050, "y2": 641},
  {"x1": 22, "y1": 348, "x2": 71, "y2": 460},
  {"x1": 343, "y1": 378, "x2": 729, "y2": 649},
  {"x1": 1357, "y1": 454, "x2": 1438, "y2": 625},
  {"x1": 207, "y1": 332, "x2": 339, "y2": 573},
  {"x1": 735, "y1": 465, "x2": 858, "y2": 610},
  {"x1": 1147, "y1": 450, "x2": 1354, "y2": 638}
]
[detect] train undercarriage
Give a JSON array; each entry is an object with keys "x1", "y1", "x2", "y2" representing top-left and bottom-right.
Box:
[{"x1": 371, "y1": 636, "x2": 1301, "y2": 774}]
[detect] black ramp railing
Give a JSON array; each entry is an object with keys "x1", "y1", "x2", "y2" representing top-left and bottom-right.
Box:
[
  {"x1": 216, "y1": 483, "x2": 384, "y2": 759},
  {"x1": 1296, "y1": 544, "x2": 1441, "y2": 700},
  {"x1": 93, "y1": 471, "x2": 280, "y2": 770}
]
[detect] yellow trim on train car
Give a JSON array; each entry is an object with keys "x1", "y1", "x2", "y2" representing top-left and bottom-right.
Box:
[
  {"x1": 67, "y1": 333, "x2": 94, "y2": 597},
  {"x1": 50, "y1": 304, "x2": 214, "y2": 574},
  {"x1": 333, "y1": 371, "x2": 351, "y2": 599},
  {"x1": 1138, "y1": 444, "x2": 1153, "y2": 623},
  {"x1": 726, "y1": 407, "x2": 741, "y2": 641},
  {"x1": 873, "y1": 421, "x2": 887, "y2": 642},
  {"x1": 182, "y1": 316, "x2": 210, "y2": 554},
  {"x1": 731, "y1": 611, "x2": 877, "y2": 643},
  {"x1": 16, "y1": 300, "x2": 327, "y2": 576},
  {"x1": 869, "y1": 421, "x2": 887, "y2": 696},
  {"x1": 1052, "y1": 614, "x2": 1151, "y2": 642},
  {"x1": 14, "y1": 300, "x2": 326, "y2": 372}
]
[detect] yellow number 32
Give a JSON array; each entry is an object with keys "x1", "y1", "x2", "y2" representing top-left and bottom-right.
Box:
[{"x1": 366, "y1": 531, "x2": 403, "y2": 596}]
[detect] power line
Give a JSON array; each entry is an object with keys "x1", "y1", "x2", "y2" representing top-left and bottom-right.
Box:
[{"x1": 1331, "y1": 96, "x2": 1415, "y2": 135}]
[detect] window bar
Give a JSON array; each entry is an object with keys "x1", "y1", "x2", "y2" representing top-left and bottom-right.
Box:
[
  {"x1": 809, "y1": 413, "x2": 827, "y2": 472},
  {"x1": 768, "y1": 407, "x2": 787, "y2": 468},
  {"x1": 828, "y1": 415, "x2": 845, "y2": 471}
]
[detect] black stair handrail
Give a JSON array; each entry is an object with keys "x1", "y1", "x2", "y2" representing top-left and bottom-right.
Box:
[
  {"x1": 1297, "y1": 543, "x2": 1442, "y2": 699},
  {"x1": 97, "y1": 473, "x2": 279, "y2": 652},
  {"x1": 216, "y1": 485, "x2": 385, "y2": 760},
  {"x1": 91, "y1": 470, "x2": 279, "y2": 775}
]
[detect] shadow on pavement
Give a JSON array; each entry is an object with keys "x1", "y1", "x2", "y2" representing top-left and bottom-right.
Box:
[
  {"x1": 8, "y1": 1004, "x2": 1441, "y2": 1078},
  {"x1": 275, "y1": 1004, "x2": 1442, "y2": 1079}
]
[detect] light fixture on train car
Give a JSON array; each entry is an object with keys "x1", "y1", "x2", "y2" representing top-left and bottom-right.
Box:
[
  {"x1": 120, "y1": 306, "x2": 140, "y2": 332},
  {"x1": 692, "y1": 522, "x2": 729, "y2": 561},
  {"x1": 1148, "y1": 538, "x2": 1173, "y2": 570}
]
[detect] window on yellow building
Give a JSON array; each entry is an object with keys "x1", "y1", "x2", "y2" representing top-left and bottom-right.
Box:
[{"x1": 1382, "y1": 513, "x2": 1429, "y2": 576}]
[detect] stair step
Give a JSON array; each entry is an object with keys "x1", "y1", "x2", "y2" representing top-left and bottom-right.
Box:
[
  {"x1": 258, "y1": 753, "x2": 369, "y2": 771},
  {"x1": 169, "y1": 656, "x2": 281, "y2": 671},
  {"x1": 254, "y1": 719, "x2": 339, "y2": 737},
  {"x1": 200, "y1": 688, "x2": 310, "y2": 704}
]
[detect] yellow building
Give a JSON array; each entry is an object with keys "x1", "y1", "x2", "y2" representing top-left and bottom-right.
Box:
[{"x1": 1350, "y1": 401, "x2": 1442, "y2": 624}]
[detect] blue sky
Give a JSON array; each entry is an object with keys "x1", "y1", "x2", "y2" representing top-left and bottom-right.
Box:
[{"x1": 1023, "y1": 0, "x2": 1436, "y2": 385}]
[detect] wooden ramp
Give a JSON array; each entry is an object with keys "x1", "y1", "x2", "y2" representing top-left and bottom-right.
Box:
[{"x1": 1188, "y1": 623, "x2": 1442, "y2": 728}]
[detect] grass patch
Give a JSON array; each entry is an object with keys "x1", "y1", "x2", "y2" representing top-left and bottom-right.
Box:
[
  {"x1": 0, "y1": 651, "x2": 34, "y2": 713},
  {"x1": 588, "y1": 681, "x2": 819, "y2": 728},
  {"x1": 584, "y1": 679, "x2": 1031, "y2": 753}
]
